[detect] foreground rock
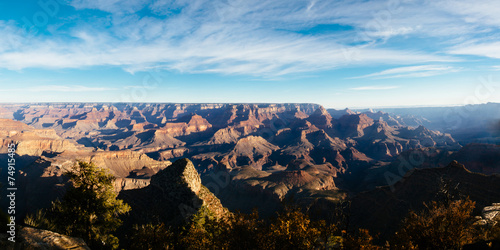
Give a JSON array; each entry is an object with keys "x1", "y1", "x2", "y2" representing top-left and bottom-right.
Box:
[
  {"x1": 0, "y1": 226, "x2": 89, "y2": 249},
  {"x1": 475, "y1": 203, "x2": 500, "y2": 227}
]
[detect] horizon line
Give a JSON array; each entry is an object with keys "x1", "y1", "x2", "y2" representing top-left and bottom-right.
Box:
[{"x1": 0, "y1": 101, "x2": 497, "y2": 110}]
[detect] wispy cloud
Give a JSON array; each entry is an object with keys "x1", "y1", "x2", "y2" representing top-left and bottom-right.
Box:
[
  {"x1": 0, "y1": 0, "x2": 498, "y2": 77},
  {"x1": 0, "y1": 85, "x2": 117, "y2": 92},
  {"x1": 351, "y1": 65, "x2": 459, "y2": 79},
  {"x1": 0, "y1": 26, "x2": 455, "y2": 77},
  {"x1": 350, "y1": 86, "x2": 399, "y2": 91},
  {"x1": 448, "y1": 41, "x2": 500, "y2": 59}
]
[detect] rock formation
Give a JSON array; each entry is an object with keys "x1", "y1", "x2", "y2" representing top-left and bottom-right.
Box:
[
  {"x1": 0, "y1": 226, "x2": 90, "y2": 249},
  {"x1": 475, "y1": 203, "x2": 500, "y2": 227},
  {"x1": 119, "y1": 158, "x2": 229, "y2": 226}
]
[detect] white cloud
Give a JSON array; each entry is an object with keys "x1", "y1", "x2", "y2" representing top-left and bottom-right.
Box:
[
  {"x1": 351, "y1": 65, "x2": 460, "y2": 79},
  {"x1": 350, "y1": 86, "x2": 399, "y2": 91},
  {"x1": 448, "y1": 42, "x2": 500, "y2": 59},
  {"x1": 0, "y1": 20, "x2": 456, "y2": 76},
  {"x1": 433, "y1": 0, "x2": 500, "y2": 28},
  {"x1": 0, "y1": 0, "x2": 498, "y2": 77},
  {"x1": 0, "y1": 85, "x2": 117, "y2": 92}
]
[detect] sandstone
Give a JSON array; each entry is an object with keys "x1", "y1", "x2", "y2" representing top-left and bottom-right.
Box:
[
  {"x1": 114, "y1": 177, "x2": 151, "y2": 192},
  {"x1": 151, "y1": 158, "x2": 202, "y2": 196},
  {"x1": 0, "y1": 118, "x2": 33, "y2": 131},
  {"x1": 482, "y1": 204, "x2": 500, "y2": 221},
  {"x1": 119, "y1": 158, "x2": 229, "y2": 226},
  {"x1": 158, "y1": 147, "x2": 190, "y2": 160},
  {"x1": 88, "y1": 150, "x2": 170, "y2": 177},
  {"x1": 207, "y1": 127, "x2": 241, "y2": 145},
  {"x1": 162, "y1": 114, "x2": 212, "y2": 137},
  {"x1": 225, "y1": 136, "x2": 279, "y2": 169},
  {"x1": 16, "y1": 139, "x2": 79, "y2": 156},
  {"x1": 337, "y1": 114, "x2": 374, "y2": 137},
  {"x1": 14, "y1": 226, "x2": 90, "y2": 250},
  {"x1": 307, "y1": 106, "x2": 333, "y2": 129}
]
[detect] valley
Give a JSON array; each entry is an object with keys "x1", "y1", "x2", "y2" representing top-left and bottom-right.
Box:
[{"x1": 0, "y1": 102, "x2": 499, "y2": 247}]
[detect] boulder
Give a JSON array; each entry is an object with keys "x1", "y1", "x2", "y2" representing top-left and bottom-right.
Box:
[{"x1": 0, "y1": 226, "x2": 89, "y2": 250}]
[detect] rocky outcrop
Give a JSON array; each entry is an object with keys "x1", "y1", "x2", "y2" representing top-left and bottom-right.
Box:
[
  {"x1": 16, "y1": 139, "x2": 79, "y2": 156},
  {"x1": 336, "y1": 114, "x2": 374, "y2": 138},
  {"x1": 225, "y1": 136, "x2": 279, "y2": 169},
  {"x1": 207, "y1": 128, "x2": 241, "y2": 145},
  {"x1": 150, "y1": 158, "x2": 203, "y2": 196},
  {"x1": 162, "y1": 114, "x2": 212, "y2": 137},
  {"x1": 119, "y1": 158, "x2": 229, "y2": 226},
  {"x1": 0, "y1": 118, "x2": 33, "y2": 131},
  {"x1": 87, "y1": 150, "x2": 170, "y2": 177},
  {"x1": 114, "y1": 177, "x2": 151, "y2": 192},
  {"x1": 3, "y1": 226, "x2": 90, "y2": 249},
  {"x1": 307, "y1": 107, "x2": 333, "y2": 129},
  {"x1": 0, "y1": 120, "x2": 80, "y2": 156},
  {"x1": 475, "y1": 203, "x2": 500, "y2": 227},
  {"x1": 158, "y1": 147, "x2": 190, "y2": 160},
  {"x1": 0, "y1": 149, "x2": 170, "y2": 218}
]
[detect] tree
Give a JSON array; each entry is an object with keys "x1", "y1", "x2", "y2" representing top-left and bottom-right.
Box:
[
  {"x1": 262, "y1": 206, "x2": 322, "y2": 250},
  {"x1": 215, "y1": 209, "x2": 263, "y2": 250},
  {"x1": 392, "y1": 198, "x2": 477, "y2": 249},
  {"x1": 49, "y1": 161, "x2": 130, "y2": 249},
  {"x1": 343, "y1": 228, "x2": 381, "y2": 250},
  {"x1": 128, "y1": 223, "x2": 175, "y2": 250}
]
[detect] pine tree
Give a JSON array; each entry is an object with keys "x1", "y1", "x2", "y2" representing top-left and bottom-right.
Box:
[{"x1": 49, "y1": 161, "x2": 131, "y2": 249}]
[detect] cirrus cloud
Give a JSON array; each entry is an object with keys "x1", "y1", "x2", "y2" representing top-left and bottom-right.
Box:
[
  {"x1": 0, "y1": 0, "x2": 498, "y2": 78},
  {"x1": 350, "y1": 65, "x2": 461, "y2": 79}
]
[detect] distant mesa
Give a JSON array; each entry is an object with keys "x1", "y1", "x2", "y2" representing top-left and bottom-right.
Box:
[{"x1": 327, "y1": 108, "x2": 358, "y2": 119}]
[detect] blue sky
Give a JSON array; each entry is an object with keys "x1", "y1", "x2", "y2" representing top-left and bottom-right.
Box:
[{"x1": 0, "y1": 0, "x2": 499, "y2": 108}]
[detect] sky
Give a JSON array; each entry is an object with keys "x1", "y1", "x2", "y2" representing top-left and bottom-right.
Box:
[{"x1": 0, "y1": 0, "x2": 500, "y2": 109}]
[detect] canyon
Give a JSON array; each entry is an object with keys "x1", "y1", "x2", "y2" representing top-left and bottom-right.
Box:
[{"x1": 0, "y1": 103, "x2": 498, "y2": 227}]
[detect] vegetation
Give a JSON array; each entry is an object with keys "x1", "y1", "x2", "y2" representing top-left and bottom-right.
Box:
[
  {"x1": 128, "y1": 222, "x2": 175, "y2": 250},
  {"x1": 21, "y1": 162, "x2": 500, "y2": 249},
  {"x1": 24, "y1": 161, "x2": 130, "y2": 249},
  {"x1": 124, "y1": 204, "x2": 379, "y2": 250},
  {"x1": 391, "y1": 197, "x2": 491, "y2": 249},
  {"x1": 261, "y1": 206, "x2": 321, "y2": 249},
  {"x1": 121, "y1": 197, "x2": 500, "y2": 250}
]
